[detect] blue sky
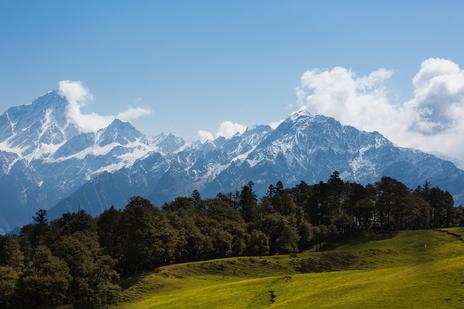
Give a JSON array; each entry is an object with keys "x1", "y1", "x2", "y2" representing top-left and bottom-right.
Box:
[{"x1": 1, "y1": 1, "x2": 463, "y2": 143}]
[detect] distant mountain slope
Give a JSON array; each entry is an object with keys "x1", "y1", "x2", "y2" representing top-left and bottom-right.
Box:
[{"x1": 52, "y1": 110, "x2": 464, "y2": 218}]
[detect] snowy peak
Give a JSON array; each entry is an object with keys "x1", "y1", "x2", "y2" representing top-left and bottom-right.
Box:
[
  {"x1": 288, "y1": 108, "x2": 313, "y2": 121},
  {"x1": 152, "y1": 133, "x2": 186, "y2": 154},
  {"x1": 0, "y1": 91, "x2": 79, "y2": 160},
  {"x1": 271, "y1": 112, "x2": 390, "y2": 149},
  {"x1": 245, "y1": 113, "x2": 392, "y2": 172},
  {"x1": 0, "y1": 91, "x2": 153, "y2": 164},
  {"x1": 97, "y1": 119, "x2": 143, "y2": 146}
]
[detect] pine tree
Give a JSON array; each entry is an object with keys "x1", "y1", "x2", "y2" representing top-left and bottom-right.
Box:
[{"x1": 239, "y1": 182, "x2": 259, "y2": 222}]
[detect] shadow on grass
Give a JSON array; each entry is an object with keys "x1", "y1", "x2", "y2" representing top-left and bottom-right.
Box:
[{"x1": 322, "y1": 230, "x2": 399, "y2": 251}]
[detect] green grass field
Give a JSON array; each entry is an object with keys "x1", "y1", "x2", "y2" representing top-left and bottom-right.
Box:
[{"x1": 115, "y1": 228, "x2": 464, "y2": 308}]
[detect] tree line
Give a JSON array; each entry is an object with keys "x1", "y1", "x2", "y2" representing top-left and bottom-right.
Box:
[{"x1": 1, "y1": 172, "x2": 463, "y2": 308}]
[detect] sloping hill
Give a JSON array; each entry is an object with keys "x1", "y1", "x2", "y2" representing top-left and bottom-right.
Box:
[{"x1": 115, "y1": 229, "x2": 464, "y2": 308}]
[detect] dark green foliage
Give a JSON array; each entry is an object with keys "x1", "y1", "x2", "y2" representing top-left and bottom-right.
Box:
[
  {"x1": 0, "y1": 266, "x2": 19, "y2": 308},
  {"x1": 192, "y1": 189, "x2": 202, "y2": 209},
  {"x1": 18, "y1": 245, "x2": 71, "y2": 308},
  {"x1": 277, "y1": 223, "x2": 300, "y2": 253},
  {"x1": 52, "y1": 233, "x2": 120, "y2": 308},
  {"x1": 33, "y1": 209, "x2": 48, "y2": 225},
  {"x1": 0, "y1": 236, "x2": 24, "y2": 272},
  {"x1": 97, "y1": 206, "x2": 122, "y2": 257},
  {"x1": 240, "y1": 181, "x2": 259, "y2": 222},
  {"x1": 2, "y1": 172, "x2": 463, "y2": 308},
  {"x1": 117, "y1": 197, "x2": 179, "y2": 274},
  {"x1": 248, "y1": 230, "x2": 270, "y2": 256},
  {"x1": 298, "y1": 221, "x2": 314, "y2": 249}
]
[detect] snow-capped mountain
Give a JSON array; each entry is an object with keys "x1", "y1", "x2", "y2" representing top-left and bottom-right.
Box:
[
  {"x1": 0, "y1": 91, "x2": 184, "y2": 233},
  {"x1": 0, "y1": 91, "x2": 79, "y2": 160},
  {"x1": 50, "y1": 122, "x2": 273, "y2": 217},
  {"x1": 52, "y1": 110, "x2": 464, "y2": 220},
  {"x1": 2, "y1": 90, "x2": 464, "y2": 234}
]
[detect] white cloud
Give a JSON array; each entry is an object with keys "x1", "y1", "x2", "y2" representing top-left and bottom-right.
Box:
[
  {"x1": 402, "y1": 58, "x2": 464, "y2": 163},
  {"x1": 406, "y1": 58, "x2": 464, "y2": 135},
  {"x1": 357, "y1": 68, "x2": 393, "y2": 90},
  {"x1": 198, "y1": 121, "x2": 247, "y2": 142},
  {"x1": 296, "y1": 66, "x2": 407, "y2": 140},
  {"x1": 58, "y1": 80, "x2": 93, "y2": 106},
  {"x1": 216, "y1": 121, "x2": 246, "y2": 138},
  {"x1": 197, "y1": 130, "x2": 214, "y2": 142},
  {"x1": 116, "y1": 107, "x2": 152, "y2": 121},
  {"x1": 295, "y1": 58, "x2": 464, "y2": 167},
  {"x1": 58, "y1": 80, "x2": 152, "y2": 132}
]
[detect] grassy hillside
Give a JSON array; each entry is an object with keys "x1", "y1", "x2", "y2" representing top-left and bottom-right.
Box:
[{"x1": 115, "y1": 229, "x2": 464, "y2": 308}]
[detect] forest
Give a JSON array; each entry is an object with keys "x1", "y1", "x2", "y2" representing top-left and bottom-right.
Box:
[{"x1": 1, "y1": 172, "x2": 463, "y2": 308}]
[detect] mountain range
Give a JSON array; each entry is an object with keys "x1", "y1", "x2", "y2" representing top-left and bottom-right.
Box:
[{"x1": 1, "y1": 90, "x2": 464, "y2": 233}]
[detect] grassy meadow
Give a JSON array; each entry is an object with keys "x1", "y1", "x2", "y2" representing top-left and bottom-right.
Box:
[{"x1": 115, "y1": 228, "x2": 464, "y2": 308}]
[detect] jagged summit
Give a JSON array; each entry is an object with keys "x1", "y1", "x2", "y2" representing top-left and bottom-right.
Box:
[
  {"x1": 0, "y1": 91, "x2": 79, "y2": 159},
  {"x1": 152, "y1": 132, "x2": 186, "y2": 154},
  {"x1": 289, "y1": 107, "x2": 312, "y2": 120},
  {"x1": 97, "y1": 119, "x2": 143, "y2": 146}
]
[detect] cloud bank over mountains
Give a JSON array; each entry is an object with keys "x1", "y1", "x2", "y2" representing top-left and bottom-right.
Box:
[
  {"x1": 295, "y1": 57, "x2": 464, "y2": 166},
  {"x1": 58, "y1": 80, "x2": 152, "y2": 132}
]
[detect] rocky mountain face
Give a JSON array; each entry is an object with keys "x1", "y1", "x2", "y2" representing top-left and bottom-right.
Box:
[{"x1": 2, "y1": 91, "x2": 464, "y2": 233}]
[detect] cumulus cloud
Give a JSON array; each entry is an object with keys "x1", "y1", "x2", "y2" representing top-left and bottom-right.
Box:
[
  {"x1": 295, "y1": 58, "x2": 464, "y2": 167},
  {"x1": 296, "y1": 66, "x2": 407, "y2": 140},
  {"x1": 58, "y1": 80, "x2": 152, "y2": 132},
  {"x1": 59, "y1": 80, "x2": 93, "y2": 106},
  {"x1": 197, "y1": 121, "x2": 247, "y2": 142},
  {"x1": 216, "y1": 121, "x2": 246, "y2": 138},
  {"x1": 116, "y1": 107, "x2": 152, "y2": 121},
  {"x1": 197, "y1": 130, "x2": 214, "y2": 142},
  {"x1": 406, "y1": 58, "x2": 464, "y2": 135}
]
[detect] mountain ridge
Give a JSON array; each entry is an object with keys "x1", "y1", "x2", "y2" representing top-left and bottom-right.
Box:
[
  {"x1": 2, "y1": 90, "x2": 464, "y2": 233},
  {"x1": 52, "y1": 109, "x2": 464, "y2": 220}
]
